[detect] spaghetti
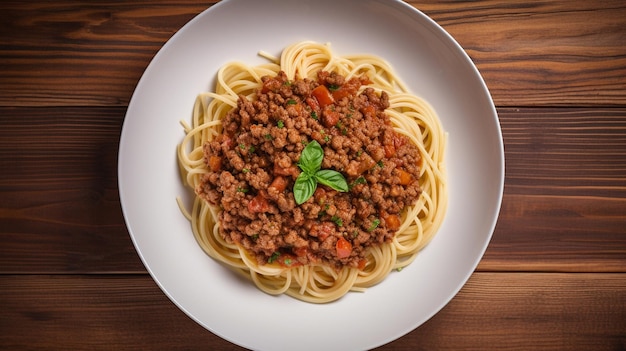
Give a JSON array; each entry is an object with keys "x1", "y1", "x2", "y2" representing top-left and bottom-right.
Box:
[{"x1": 178, "y1": 41, "x2": 447, "y2": 303}]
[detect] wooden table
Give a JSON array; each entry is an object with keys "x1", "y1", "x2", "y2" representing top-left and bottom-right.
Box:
[{"x1": 1, "y1": 1, "x2": 625, "y2": 350}]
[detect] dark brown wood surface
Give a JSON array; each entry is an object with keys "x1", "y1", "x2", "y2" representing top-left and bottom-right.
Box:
[{"x1": 1, "y1": 1, "x2": 625, "y2": 350}]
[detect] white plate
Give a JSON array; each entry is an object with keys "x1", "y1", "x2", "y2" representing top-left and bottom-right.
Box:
[{"x1": 118, "y1": 0, "x2": 504, "y2": 350}]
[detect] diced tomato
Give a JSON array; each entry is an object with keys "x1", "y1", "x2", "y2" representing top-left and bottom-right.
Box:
[
  {"x1": 248, "y1": 194, "x2": 269, "y2": 213},
  {"x1": 322, "y1": 106, "x2": 340, "y2": 128},
  {"x1": 207, "y1": 156, "x2": 222, "y2": 172},
  {"x1": 336, "y1": 237, "x2": 352, "y2": 259},
  {"x1": 357, "y1": 259, "x2": 367, "y2": 270},
  {"x1": 311, "y1": 85, "x2": 334, "y2": 108},
  {"x1": 269, "y1": 176, "x2": 288, "y2": 193},
  {"x1": 384, "y1": 214, "x2": 402, "y2": 231},
  {"x1": 397, "y1": 169, "x2": 412, "y2": 185}
]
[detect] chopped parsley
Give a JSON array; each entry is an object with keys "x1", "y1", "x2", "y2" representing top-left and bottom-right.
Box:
[
  {"x1": 239, "y1": 144, "x2": 255, "y2": 153},
  {"x1": 331, "y1": 215, "x2": 343, "y2": 227},
  {"x1": 368, "y1": 219, "x2": 381, "y2": 232},
  {"x1": 349, "y1": 176, "x2": 366, "y2": 189},
  {"x1": 336, "y1": 120, "x2": 347, "y2": 135},
  {"x1": 268, "y1": 251, "x2": 280, "y2": 263},
  {"x1": 277, "y1": 120, "x2": 285, "y2": 128}
]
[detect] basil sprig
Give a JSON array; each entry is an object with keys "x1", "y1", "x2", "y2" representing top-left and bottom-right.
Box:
[{"x1": 294, "y1": 141, "x2": 348, "y2": 204}]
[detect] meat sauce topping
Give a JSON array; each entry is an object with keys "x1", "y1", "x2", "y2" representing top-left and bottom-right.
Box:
[{"x1": 197, "y1": 70, "x2": 422, "y2": 269}]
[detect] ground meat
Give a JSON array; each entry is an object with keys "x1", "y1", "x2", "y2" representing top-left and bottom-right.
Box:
[{"x1": 196, "y1": 70, "x2": 422, "y2": 269}]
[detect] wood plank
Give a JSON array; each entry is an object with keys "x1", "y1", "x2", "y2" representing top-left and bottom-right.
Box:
[
  {"x1": 1, "y1": 107, "x2": 624, "y2": 274},
  {"x1": 0, "y1": 273, "x2": 624, "y2": 350},
  {"x1": 415, "y1": 0, "x2": 626, "y2": 106},
  {"x1": 0, "y1": 107, "x2": 144, "y2": 273},
  {"x1": 383, "y1": 272, "x2": 626, "y2": 351},
  {"x1": 0, "y1": 1, "x2": 218, "y2": 107},
  {"x1": 482, "y1": 193, "x2": 626, "y2": 272},
  {"x1": 480, "y1": 107, "x2": 626, "y2": 272},
  {"x1": 0, "y1": 1, "x2": 624, "y2": 107}
]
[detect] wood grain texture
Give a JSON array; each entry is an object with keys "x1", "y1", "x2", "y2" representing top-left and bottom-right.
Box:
[
  {"x1": 0, "y1": 1, "x2": 218, "y2": 107},
  {"x1": 481, "y1": 107, "x2": 626, "y2": 272},
  {"x1": 0, "y1": 107, "x2": 144, "y2": 273},
  {"x1": 1, "y1": 273, "x2": 624, "y2": 350},
  {"x1": 415, "y1": 0, "x2": 626, "y2": 106},
  {"x1": 0, "y1": 1, "x2": 625, "y2": 107}
]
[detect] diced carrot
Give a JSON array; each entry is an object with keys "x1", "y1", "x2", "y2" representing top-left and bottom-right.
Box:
[
  {"x1": 208, "y1": 156, "x2": 222, "y2": 172},
  {"x1": 384, "y1": 214, "x2": 402, "y2": 231},
  {"x1": 397, "y1": 169, "x2": 412, "y2": 185}
]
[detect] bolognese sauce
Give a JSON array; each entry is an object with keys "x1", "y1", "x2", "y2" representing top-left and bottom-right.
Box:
[{"x1": 196, "y1": 70, "x2": 422, "y2": 269}]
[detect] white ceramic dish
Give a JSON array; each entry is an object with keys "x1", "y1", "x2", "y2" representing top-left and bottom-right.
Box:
[{"x1": 118, "y1": 0, "x2": 504, "y2": 350}]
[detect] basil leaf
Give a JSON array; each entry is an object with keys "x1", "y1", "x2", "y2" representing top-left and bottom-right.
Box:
[
  {"x1": 298, "y1": 140, "x2": 324, "y2": 174},
  {"x1": 293, "y1": 172, "x2": 318, "y2": 205},
  {"x1": 315, "y1": 169, "x2": 349, "y2": 192}
]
